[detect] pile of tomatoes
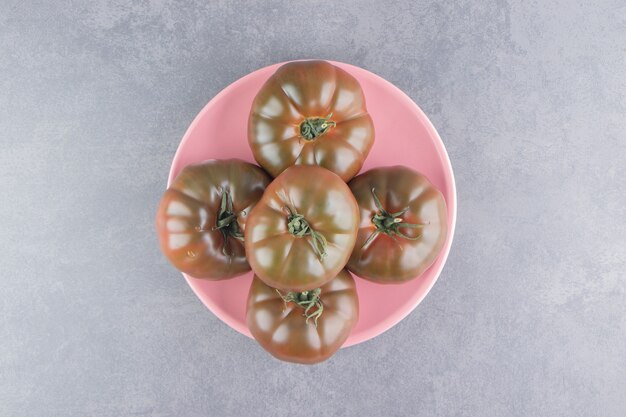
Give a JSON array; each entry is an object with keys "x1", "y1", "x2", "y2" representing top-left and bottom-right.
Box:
[{"x1": 156, "y1": 61, "x2": 448, "y2": 364}]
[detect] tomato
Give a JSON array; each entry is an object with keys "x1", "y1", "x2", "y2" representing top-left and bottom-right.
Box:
[
  {"x1": 245, "y1": 165, "x2": 359, "y2": 291},
  {"x1": 156, "y1": 159, "x2": 270, "y2": 279},
  {"x1": 246, "y1": 269, "x2": 358, "y2": 364},
  {"x1": 347, "y1": 166, "x2": 448, "y2": 283},
  {"x1": 248, "y1": 60, "x2": 375, "y2": 182}
]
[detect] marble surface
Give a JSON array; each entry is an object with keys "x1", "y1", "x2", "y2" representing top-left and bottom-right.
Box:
[{"x1": 1, "y1": 1, "x2": 624, "y2": 416}]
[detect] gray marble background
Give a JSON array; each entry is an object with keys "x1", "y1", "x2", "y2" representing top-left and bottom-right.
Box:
[{"x1": 1, "y1": 1, "x2": 625, "y2": 416}]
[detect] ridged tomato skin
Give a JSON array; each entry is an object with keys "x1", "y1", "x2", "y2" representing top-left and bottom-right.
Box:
[
  {"x1": 248, "y1": 60, "x2": 374, "y2": 182},
  {"x1": 156, "y1": 159, "x2": 270, "y2": 279},
  {"x1": 245, "y1": 165, "x2": 359, "y2": 292},
  {"x1": 246, "y1": 270, "x2": 359, "y2": 364},
  {"x1": 347, "y1": 166, "x2": 448, "y2": 284}
]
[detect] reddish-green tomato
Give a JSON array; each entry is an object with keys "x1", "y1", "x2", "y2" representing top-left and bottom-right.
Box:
[
  {"x1": 248, "y1": 60, "x2": 375, "y2": 182},
  {"x1": 246, "y1": 269, "x2": 359, "y2": 364},
  {"x1": 156, "y1": 159, "x2": 270, "y2": 279},
  {"x1": 347, "y1": 166, "x2": 448, "y2": 283},
  {"x1": 245, "y1": 165, "x2": 359, "y2": 292}
]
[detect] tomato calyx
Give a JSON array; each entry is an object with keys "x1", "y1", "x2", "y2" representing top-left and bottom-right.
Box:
[
  {"x1": 299, "y1": 113, "x2": 336, "y2": 141},
  {"x1": 362, "y1": 188, "x2": 428, "y2": 249},
  {"x1": 285, "y1": 206, "x2": 328, "y2": 260},
  {"x1": 212, "y1": 188, "x2": 244, "y2": 255},
  {"x1": 276, "y1": 288, "x2": 324, "y2": 326}
]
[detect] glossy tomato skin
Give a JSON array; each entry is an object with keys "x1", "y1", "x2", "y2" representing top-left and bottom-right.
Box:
[
  {"x1": 247, "y1": 269, "x2": 359, "y2": 364},
  {"x1": 156, "y1": 159, "x2": 270, "y2": 279},
  {"x1": 248, "y1": 60, "x2": 375, "y2": 182},
  {"x1": 347, "y1": 166, "x2": 448, "y2": 283},
  {"x1": 245, "y1": 165, "x2": 359, "y2": 292}
]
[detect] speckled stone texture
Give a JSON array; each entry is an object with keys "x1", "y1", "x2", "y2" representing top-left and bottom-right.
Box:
[{"x1": 1, "y1": 1, "x2": 624, "y2": 416}]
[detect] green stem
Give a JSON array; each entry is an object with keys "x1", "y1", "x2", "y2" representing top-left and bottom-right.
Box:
[
  {"x1": 285, "y1": 206, "x2": 327, "y2": 260},
  {"x1": 276, "y1": 288, "x2": 324, "y2": 326},
  {"x1": 212, "y1": 188, "x2": 244, "y2": 255},
  {"x1": 299, "y1": 113, "x2": 336, "y2": 141},
  {"x1": 362, "y1": 188, "x2": 428, "y2": 250}
]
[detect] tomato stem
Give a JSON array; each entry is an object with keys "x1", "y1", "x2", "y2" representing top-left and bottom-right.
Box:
[
  {"x1": 276, "y1": 288, "x2": 324, "y2": 326},
  {"x1": 362, "y1": 188, "x2": 428, "y2": 250},
  {"x1": 285, "y1": 206, "x2": 328, "y2": 260},
  {"x1": 299, "y1": 113, "x2": 336, "y2": 141},
  {"x1": 212, "y1": 188, "x2": 244, "y2": 256}
]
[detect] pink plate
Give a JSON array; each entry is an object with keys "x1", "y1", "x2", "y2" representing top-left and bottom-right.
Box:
[{"x1": 167, "y1": 60, "x2": 456, "y2": 347}]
